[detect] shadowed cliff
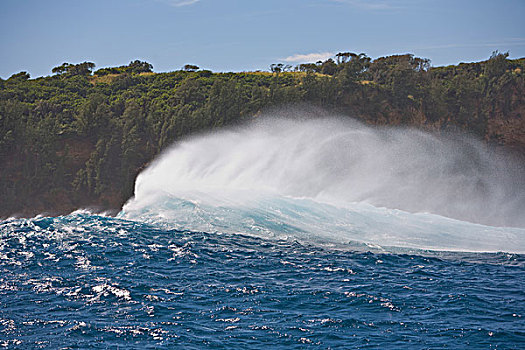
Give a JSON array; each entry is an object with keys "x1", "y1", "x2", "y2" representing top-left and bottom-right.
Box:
[{"x1": 1, "y1": 52, "x2": 524, "y2": 218}]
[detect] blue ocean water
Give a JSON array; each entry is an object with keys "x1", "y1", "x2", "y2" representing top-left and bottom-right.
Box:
[
  {"x1": 3, "y1": 118, "x2": 525, "y2": 348},
  {"x1": 1, "y1": 211, "x2": 524, "y2": 349}
]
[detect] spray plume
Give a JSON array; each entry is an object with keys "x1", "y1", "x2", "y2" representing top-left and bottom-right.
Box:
[{"x1": 121, "y1": 113, "x2": 525, "y2": 252}]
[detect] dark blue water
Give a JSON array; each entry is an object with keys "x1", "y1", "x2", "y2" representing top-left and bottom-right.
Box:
[{"x1": 1, "y1": 212, "x2": 524, "y2": 349}]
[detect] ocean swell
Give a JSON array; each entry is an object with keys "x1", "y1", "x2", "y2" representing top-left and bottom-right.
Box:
[{"x1": 121, "y1": 115, "x2": 525, "y2": 253}]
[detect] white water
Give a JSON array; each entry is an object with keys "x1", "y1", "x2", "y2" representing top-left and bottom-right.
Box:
[{"x1": 121, "y1": 116, "x2": 525, "y2": 253}]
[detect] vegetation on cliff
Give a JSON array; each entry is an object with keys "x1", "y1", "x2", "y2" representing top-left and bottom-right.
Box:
[{"x1": 1, "y1": 51, "x2": 524, "y2": 217}]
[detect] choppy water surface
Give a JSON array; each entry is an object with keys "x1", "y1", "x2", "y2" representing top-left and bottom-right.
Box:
[
  {"x1": 2, "y1": 117, "x2": 525, "y2": 348},
  {"x1": 1, "y1": 212, "x2": 524, "y2": 349}
]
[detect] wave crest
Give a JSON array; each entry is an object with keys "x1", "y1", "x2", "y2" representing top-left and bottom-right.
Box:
[{"x1": 121, "y1": 115, "x2": 525, "y2": 252}]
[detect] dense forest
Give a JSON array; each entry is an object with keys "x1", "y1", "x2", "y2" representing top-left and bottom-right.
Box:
[{"x1": 1, "y1": 52, "x2": 524, "y2": 217}]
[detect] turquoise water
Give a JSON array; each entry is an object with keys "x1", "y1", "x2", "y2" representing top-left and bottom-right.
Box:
[
  {"x1": 1, "y1": 211, "x2": 524, "y2": 349},
  {"x1": 2, "y1": 118, "x2": 524, "y2": 348}
]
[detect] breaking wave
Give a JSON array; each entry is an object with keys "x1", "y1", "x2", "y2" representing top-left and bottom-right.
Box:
[{"x1": 121, "y1": 115, "x2": 525, "y2": 253}]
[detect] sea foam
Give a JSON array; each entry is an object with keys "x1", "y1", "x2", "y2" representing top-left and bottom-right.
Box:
[{"x1": 121, "y1": 115, "x2": 525, "y2": 252}]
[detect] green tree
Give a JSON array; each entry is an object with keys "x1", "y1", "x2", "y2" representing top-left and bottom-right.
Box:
[
  {"x1": 484, "y1": 51, "x2": 509, "y2": 78},
  {"x1": 127, "y1": 60, "x2": 153, "y2": 74},
  {"x1": 7, "y1": 71, "x2": 30, "y2": 82},
  {"x1": 52, "y1": 62, "x2": 95, "y2": 76},
  {"x1": 183, "y1": 64, "x2": 200, "y2": 72},
  {"x1": 320, "y1": 59, "x2": 337, "y2": 75}
]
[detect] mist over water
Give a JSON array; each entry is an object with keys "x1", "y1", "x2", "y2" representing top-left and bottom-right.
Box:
[
  {"x1": 3, "y1": 114, "x2": 525, "y2": 348},
  {"x1": 122, "y1": 113, "x2": 525, "y2": 252}
]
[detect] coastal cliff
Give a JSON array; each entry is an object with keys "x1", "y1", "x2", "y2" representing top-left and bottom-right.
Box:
[{"x1": 1, "y1": 52, "x2": 524, "y2": 218}]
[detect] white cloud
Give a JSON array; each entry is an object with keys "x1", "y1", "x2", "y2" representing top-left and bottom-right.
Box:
[
  {"x1": 161, "y1": 0, "x2": 200, "y2": 7},
  {"x1": 282, "y1": 52, "x2": 334, "y2": 63}
]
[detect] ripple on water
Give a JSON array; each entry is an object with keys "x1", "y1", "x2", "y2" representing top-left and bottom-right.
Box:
[{"x1": 0, "y1": 213, "x2": 524, "y2": 348}]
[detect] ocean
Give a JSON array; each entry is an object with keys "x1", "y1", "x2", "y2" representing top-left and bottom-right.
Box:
[{"x1": 1, "y1": 117, "x2": 524, "y2": 348}]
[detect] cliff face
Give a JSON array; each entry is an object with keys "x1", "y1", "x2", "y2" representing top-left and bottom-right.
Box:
[
  {"x1": 1, "y1": 55, "x2": 524, "y2": 218},
  {"x1": 2, "y1": 137, "x2": 125, "y2": 217},
  {"x1": 486, "y1": 104, "x2": 525, "y2": 150}
]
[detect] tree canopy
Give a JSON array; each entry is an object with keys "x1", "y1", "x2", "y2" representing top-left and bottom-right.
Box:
[
  {"x1": 52, "y1": 62, "x2": 96, "y2": 76},
  {"x1": 1, "y1": 52, "x2": 523, "y2": 217}
]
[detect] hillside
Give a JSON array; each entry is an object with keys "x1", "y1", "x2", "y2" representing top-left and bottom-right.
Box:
[{"x1": 1, "y1": 52, "x2": 524, "y2": 217}]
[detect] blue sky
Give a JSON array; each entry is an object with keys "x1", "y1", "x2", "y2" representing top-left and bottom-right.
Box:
[{"x1": 1, "y1": 0, "x2": 524, "y2": 78}]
